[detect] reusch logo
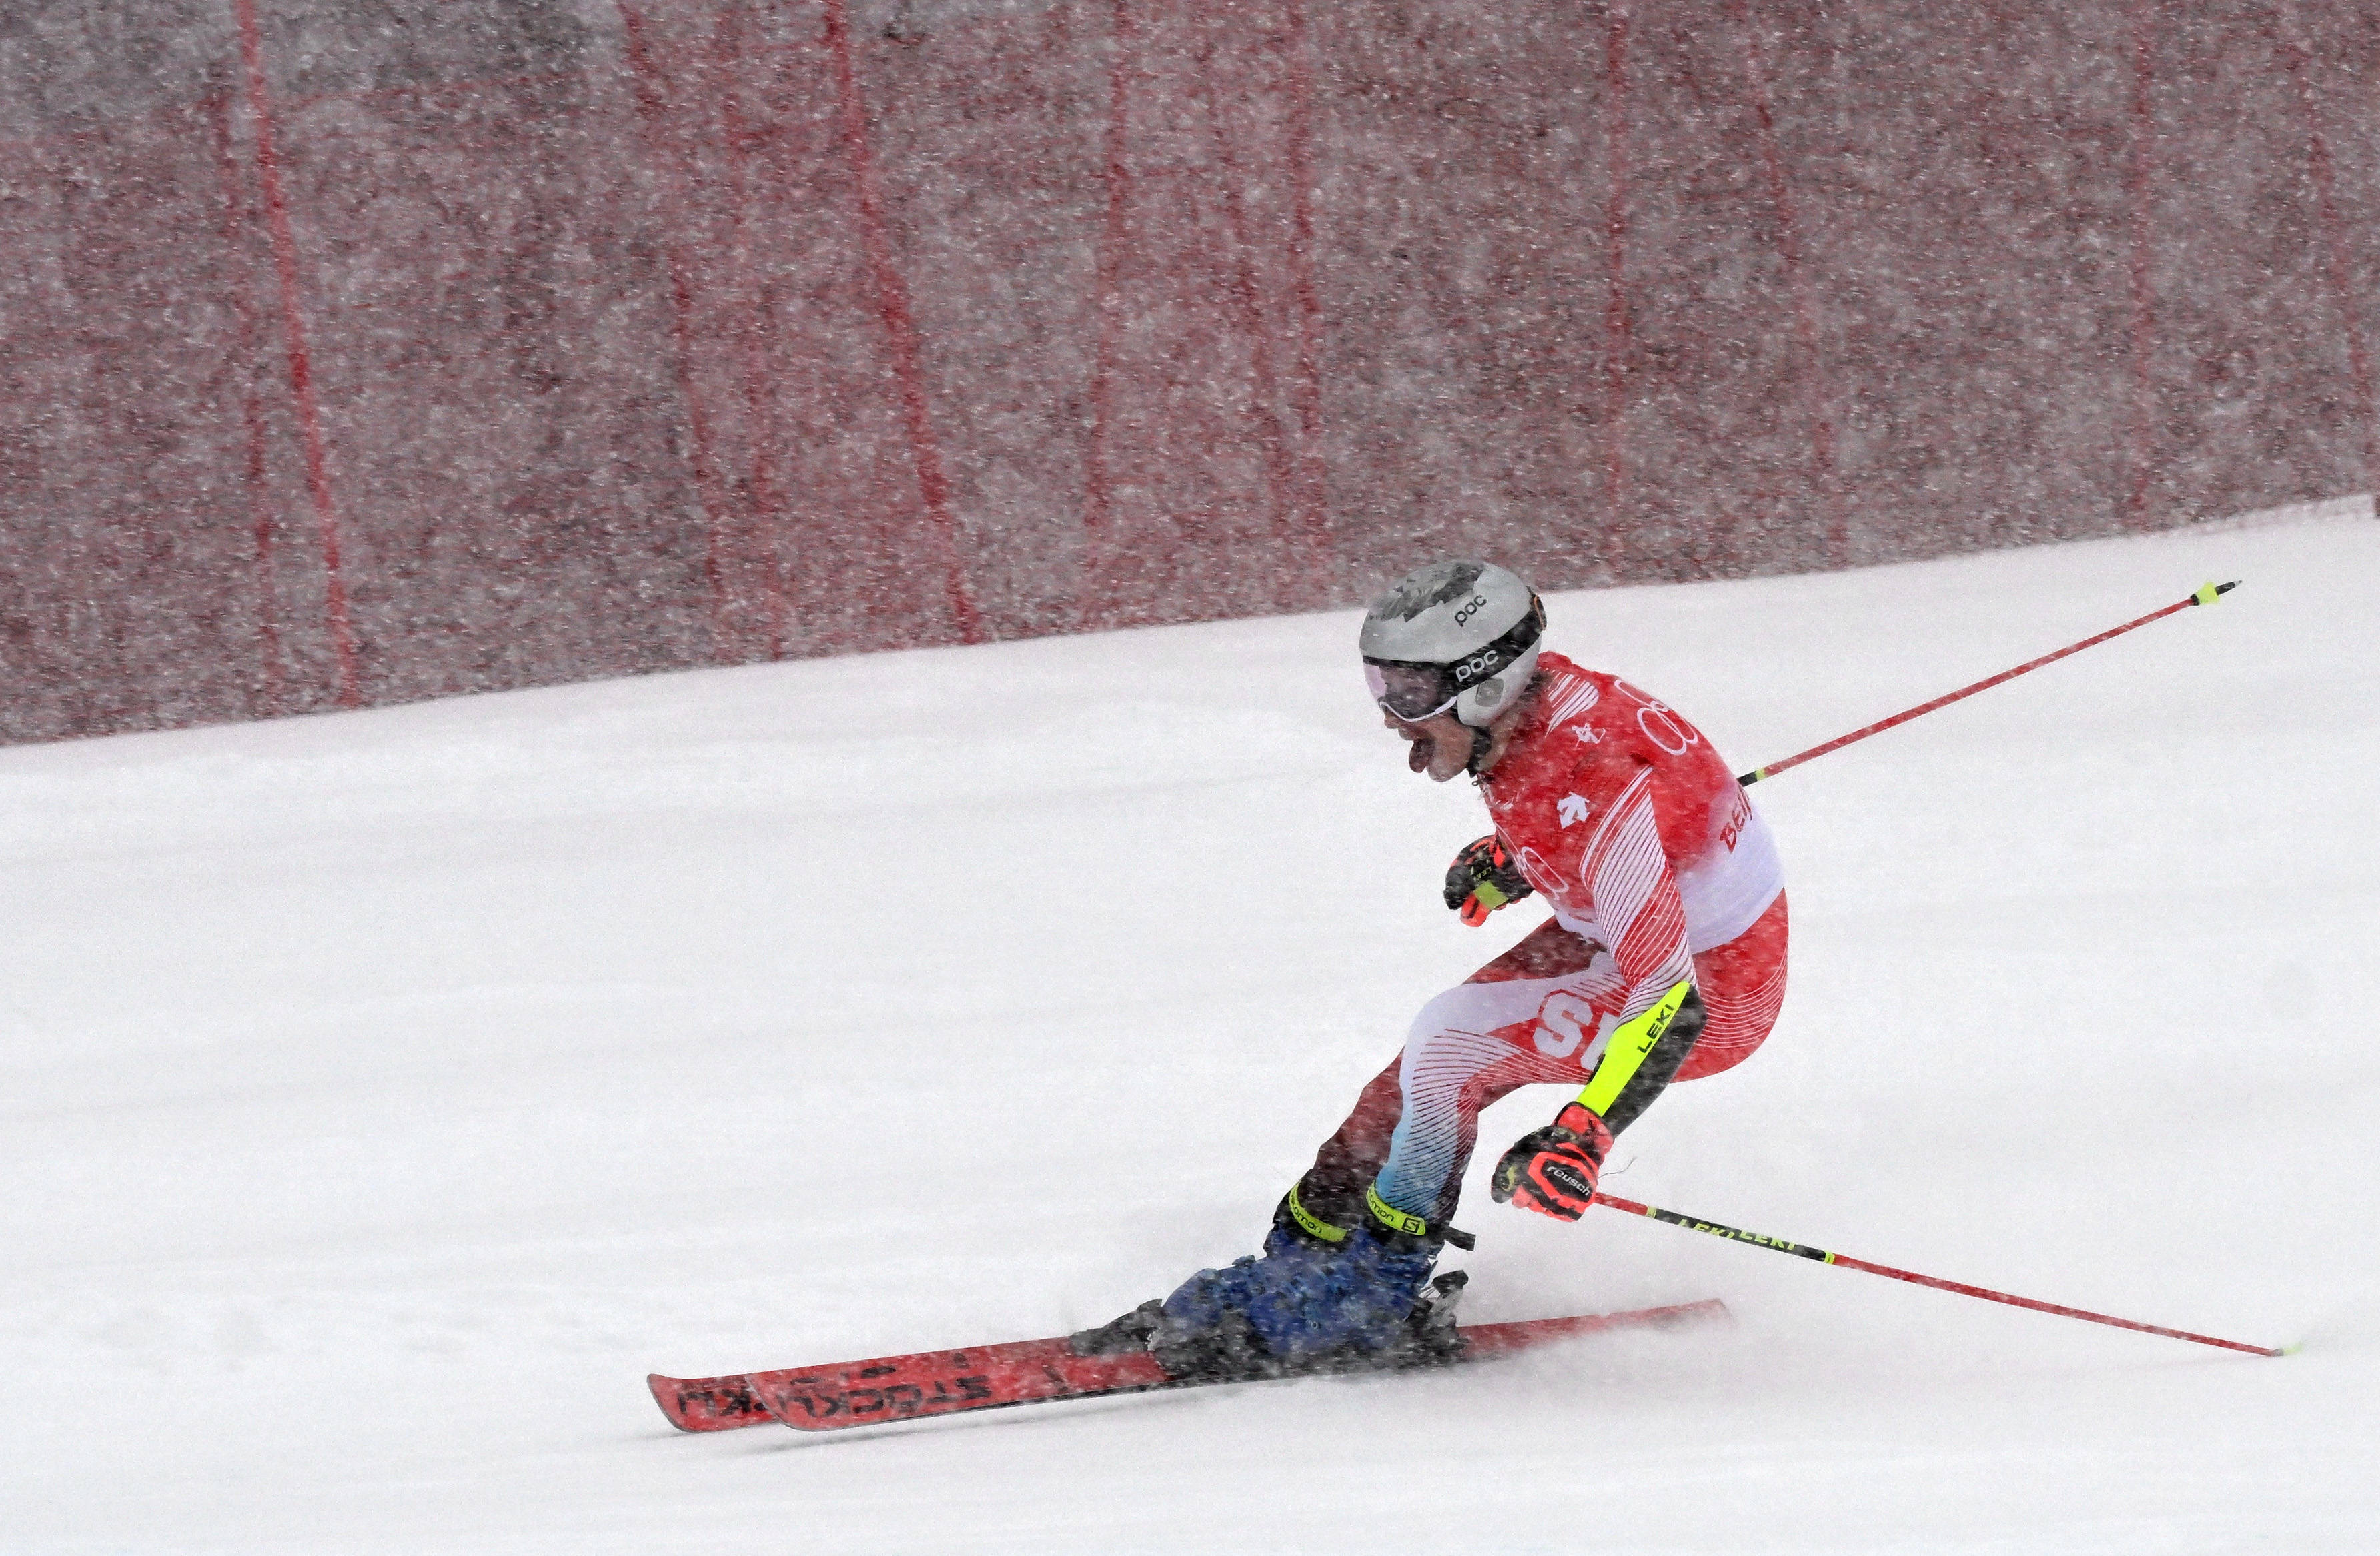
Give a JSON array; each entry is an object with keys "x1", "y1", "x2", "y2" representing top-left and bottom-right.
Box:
[{"x1": 1541, "y1": 1161, "x2": 1595, "y2": 1199}]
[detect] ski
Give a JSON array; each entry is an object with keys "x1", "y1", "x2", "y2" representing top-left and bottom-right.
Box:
[
  {"x1": 649, "y1": 1297, "x2": 1726, "y2": 1435},
  {"x1": 648, "y1": 1334, "x2": 1126, "y2": 1434}
]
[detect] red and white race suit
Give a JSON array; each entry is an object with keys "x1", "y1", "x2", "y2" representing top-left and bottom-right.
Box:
[{"x1": 1317, "y1": 653, "x2": 1790, "y2": 1225}]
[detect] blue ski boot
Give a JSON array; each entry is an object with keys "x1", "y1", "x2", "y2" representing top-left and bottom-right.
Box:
[{"x1": 1139, "y1": 1181, "x2": 1465, "y2": 1380}]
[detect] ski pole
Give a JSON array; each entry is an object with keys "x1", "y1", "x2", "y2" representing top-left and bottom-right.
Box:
[
  {"x1": 1592, "y1": 1192, "x2": 2285, "y2": 1357},
  {"x1": 1737, "y1": 580, "x2": 2239, "y2": 786}
]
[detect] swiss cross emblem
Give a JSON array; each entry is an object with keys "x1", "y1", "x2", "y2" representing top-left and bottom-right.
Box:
[{"x1": 1557, "y1": 793, "x2": 1591, "y2": 828}]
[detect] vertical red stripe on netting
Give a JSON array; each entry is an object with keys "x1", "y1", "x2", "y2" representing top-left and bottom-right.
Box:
[
  {"x1": 1279, "y1": 0, "x2": 1329, "y2": 603},
  {"x1": 716, "y1": 7, "x2": 790, "y2": 660},
  {"x1": 1079, "y1": 0, "x2": 1137, "y2": 626},
  {"x1": 233, "y1": 0, "x2": 360, "y2": 708},
  {"x1": 619, "y1": 4, "x2": 737, "y2": 663},
  {"x1": 2273, "y1": 0, "x2": 2377, "y2": 490},
  {"x1": 205, "y1": 87, "x2": 285, "y2": 715},
  {"x1": 1600, "y1": 3, "x2": 1633, "y2": 554},
  {"x1": 820, "y1": 0, "x2": 983, "y2": 646},
  {"x1": 2125, "y1": 0, "x2": 2159, "y2": 530},
  {"x1": 1730, "y1": 0, "x2": 1843, "y2": 568},
  {"x1": 1194, "y1": 40, "x2": 1297, "y2": 610}
]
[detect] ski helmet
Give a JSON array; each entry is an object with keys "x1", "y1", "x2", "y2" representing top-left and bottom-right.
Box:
[{"x1": 1359, "y1": 560, "x2": 1546, "y2": 732}]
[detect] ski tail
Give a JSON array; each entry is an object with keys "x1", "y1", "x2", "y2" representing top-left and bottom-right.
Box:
[{"x1": 648, "y1": 1371, "x2": 774, "y2": 1433}]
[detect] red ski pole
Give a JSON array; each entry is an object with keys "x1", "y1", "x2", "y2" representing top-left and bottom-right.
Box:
[
  {"x1": 1737, "y1": 580, "x2": 2239, "y2": 786},
  {"x1": 1592, "y1": 1193, "x2": 2286, "y2": 1357}
]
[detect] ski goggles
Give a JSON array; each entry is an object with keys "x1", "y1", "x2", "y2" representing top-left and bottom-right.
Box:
[
  {"x1": 1363, "y1": 600, "x2": 1544, "y2": 721},
  {"x1": 1364, "y1": 660, "x2": 1465, "y2": 721}
]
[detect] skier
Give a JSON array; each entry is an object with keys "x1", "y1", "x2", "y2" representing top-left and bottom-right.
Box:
[{"x1": 1084, "y1": 559, "x2": 1790, "y2": 1378}]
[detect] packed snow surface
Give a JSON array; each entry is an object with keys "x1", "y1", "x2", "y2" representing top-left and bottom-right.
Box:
[{"x1": 5, "y1": 507, "x2": 2377, "y2": 1553}]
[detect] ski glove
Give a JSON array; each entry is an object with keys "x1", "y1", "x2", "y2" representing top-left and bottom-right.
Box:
[
  {"x1": 1490, "y1": 1102, "x2": 1614, "y2": 1221},
  {"x1": 1445, "y1": 834, "x2": 1534, "y2": 927}
]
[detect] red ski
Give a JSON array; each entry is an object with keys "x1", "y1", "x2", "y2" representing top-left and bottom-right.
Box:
[
  {"x1": 648, "y1": 1333, "x2": 1140, "y2": 1434},
  {"x1": 649, "y1": 1298, "x2": 1727, "y2": 1435}
]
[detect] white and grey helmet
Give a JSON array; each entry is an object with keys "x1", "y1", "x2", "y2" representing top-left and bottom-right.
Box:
[{"x1": 1360, "y1": 560, "x2": 1546, "y2": 730}]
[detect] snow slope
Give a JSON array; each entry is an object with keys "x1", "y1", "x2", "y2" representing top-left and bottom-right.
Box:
[{"x1": 5, "y1": 503, "x2": 2376, "y2": 1554}]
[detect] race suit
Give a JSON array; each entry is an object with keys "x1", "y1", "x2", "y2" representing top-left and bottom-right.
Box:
[{"x1": 1307, "y1": 652, "x2": 1789, "y2": 1227}]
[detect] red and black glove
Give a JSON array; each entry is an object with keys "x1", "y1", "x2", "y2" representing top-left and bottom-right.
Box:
[
  {"x1": 1444, "y1": 834, "x2": 1534, "y2": 927},
  {"x1": 1489, "y1": 1102, "x2": 1614, "y2": 1221}
]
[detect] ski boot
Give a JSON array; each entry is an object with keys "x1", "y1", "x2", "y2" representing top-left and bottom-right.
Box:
[
  {"x1": 1074, "y1": 1181, "x2": 1471, "y2": 1381},
  {"x1": 1069, "y1": 1299, "x2": 1167, "y2": 1357},
  {"x1": 1389, "y1": 1268, "x2": 1470, "y2": 1368}
]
